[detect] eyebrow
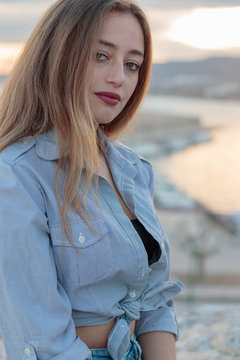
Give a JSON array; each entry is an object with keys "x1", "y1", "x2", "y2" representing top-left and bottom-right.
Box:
[{"x1": 99, "y1": 39, "x2": 144, "y2": 58}]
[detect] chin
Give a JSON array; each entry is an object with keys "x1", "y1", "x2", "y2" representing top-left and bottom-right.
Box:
[
  {"x1": 94, "y1": 112, "x2": 120, "y2": 126},
  {"x1": 95, "y1": 118, "x2": 114, "y2": 126}
]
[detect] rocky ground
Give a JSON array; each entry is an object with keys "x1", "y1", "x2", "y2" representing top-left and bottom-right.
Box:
[{"x1": 176, "y1": 303, "x2": 240, "y2": 360}]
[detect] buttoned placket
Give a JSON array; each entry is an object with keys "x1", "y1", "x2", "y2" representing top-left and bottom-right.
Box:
[{"x1": 98, "y1": 171, "x2": 150, "y2": 296}]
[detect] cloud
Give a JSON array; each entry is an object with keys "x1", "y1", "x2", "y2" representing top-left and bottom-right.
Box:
[
  {"x1": 164, "y1": 7, "x2": 240, "y2": 50},
  {"x1": 0, "y1": 1, "x2": 53, "y2": 42},
  {"x1": 138, "y1": 0, "x2": 240, "y2": 9},
  {"x1": 0, "y1": 42, "x2": 23, "y2": 74},
  {"x1": 0, "y1": 0, "x2": 51, "y2": 3},
  {"x1": 1, "y1": 0, "x2": 240, "y2": 66},
  {"x1": 144, "y1": 0, "x2": 239, "y2": 8}
]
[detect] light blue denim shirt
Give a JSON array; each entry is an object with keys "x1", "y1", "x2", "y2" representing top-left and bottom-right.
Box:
[{"x1": 0, "y1": 129, "x2": 183, "y2": 360}]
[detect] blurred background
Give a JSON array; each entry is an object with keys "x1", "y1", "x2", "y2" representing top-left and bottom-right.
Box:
[{"x1": 0, "y1": 1, "x2": 240, "y2": 359}]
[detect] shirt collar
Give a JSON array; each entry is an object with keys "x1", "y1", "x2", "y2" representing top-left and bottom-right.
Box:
[
  {"x1": 104, "y1": 136, "x2": 139, "y2": 178},
  {"x1": 35, "y1": 128, "x2": 60, "y2": 160},
  {"x1": 35, "y1": 128, "x2": 139, "y2": 177}
]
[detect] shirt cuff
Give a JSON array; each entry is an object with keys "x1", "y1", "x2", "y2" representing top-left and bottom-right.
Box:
[{"x1": 134, "y1": 305, "x2": 179, "y2": 341}]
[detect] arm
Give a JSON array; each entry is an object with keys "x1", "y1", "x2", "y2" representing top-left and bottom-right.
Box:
[
  {"x1": 138, "y1": 331, "x2": 176, "y2": 360},
  {"x1": 0, "y1": 158, "x2": 91, "y2": 360}
]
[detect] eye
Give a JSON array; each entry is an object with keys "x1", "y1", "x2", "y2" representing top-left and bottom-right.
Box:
[
  {"x1": 96, "y1": 52, "x2": 108, "y2": 61},
  {"x1": 125, "y1": 62, "x2": 140, "y2": 72}
]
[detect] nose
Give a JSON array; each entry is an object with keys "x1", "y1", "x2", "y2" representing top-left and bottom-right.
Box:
[{"x1": 106, "y1": 60, "x2": 124, "y2": 87}]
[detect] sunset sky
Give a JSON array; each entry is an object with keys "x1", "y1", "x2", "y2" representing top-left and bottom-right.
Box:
[{"x1": 0, "y1": 0, "x2": 240, "y2": 74}]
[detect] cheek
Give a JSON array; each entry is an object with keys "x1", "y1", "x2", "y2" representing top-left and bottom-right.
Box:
[
  {"x1": 126, "y1": 78, "x2": 138, "y2": 100},
  {"x1": 89, "y1": 65, "x2": 101, "y2": 89}
]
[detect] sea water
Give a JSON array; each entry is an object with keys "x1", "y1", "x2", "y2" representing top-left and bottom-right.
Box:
[{"x1": 141, "y1": 95, "x2": 240, "y2": 213}]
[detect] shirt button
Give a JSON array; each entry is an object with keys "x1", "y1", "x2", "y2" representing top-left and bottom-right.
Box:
[
  {"x1": 78, "y1": 234, "x2": 85, "y2": 243},
  {"x1": 24, "y1": 347, "x2": 31, "y2": 356},
  {"x1": 129, "y1": 290, "x2": 137, "y2": 298}
]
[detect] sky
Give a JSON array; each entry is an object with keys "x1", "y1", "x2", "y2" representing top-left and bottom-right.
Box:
[{"x1": 0, "y1": 0, "x2": 240, "y2": 74}]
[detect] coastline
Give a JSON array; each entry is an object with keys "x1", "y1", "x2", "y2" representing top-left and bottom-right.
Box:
[{"x1": 122, "y1": 106, "x2": 240, "y2": 228}]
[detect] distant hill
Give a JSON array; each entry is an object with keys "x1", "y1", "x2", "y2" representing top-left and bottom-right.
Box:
[{"x1": 150, "y1": 57, "x2": 240, "y2": 100}]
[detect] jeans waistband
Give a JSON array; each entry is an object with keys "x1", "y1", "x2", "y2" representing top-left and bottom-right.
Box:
[{"x1": 90, "y1": 334, "x2": 142, "y2": 360}]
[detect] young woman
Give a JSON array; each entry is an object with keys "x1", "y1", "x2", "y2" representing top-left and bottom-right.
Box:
[{"x1": 0, "y1": 0, "x2": 183, "y2": 359}]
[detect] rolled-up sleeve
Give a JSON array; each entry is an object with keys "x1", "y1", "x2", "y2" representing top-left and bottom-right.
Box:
[
  {"x1": 135, "y1": 302, "x2": 180, "y2": 340},
  {"x1": 0, "y1": 159, "x2": 91, "y2": 360}
]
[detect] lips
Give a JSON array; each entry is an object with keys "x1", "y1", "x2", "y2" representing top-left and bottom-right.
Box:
[{"x1": 95, "y1": 92, "x2": 121, "y2": 106}]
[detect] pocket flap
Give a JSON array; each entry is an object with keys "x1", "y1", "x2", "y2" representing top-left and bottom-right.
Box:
[{"x1": 51, "y1": 218, "x2": 108, "y2": 248}]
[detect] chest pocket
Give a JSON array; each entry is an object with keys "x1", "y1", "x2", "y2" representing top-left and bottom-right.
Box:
[{"x1": 50, "y1": 218, "x2": 112, "y2": 286}]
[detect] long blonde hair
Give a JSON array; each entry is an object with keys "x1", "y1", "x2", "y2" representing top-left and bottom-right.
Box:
[{"x1": 0, "y1": 0, "x2": 152, "y2": 242}]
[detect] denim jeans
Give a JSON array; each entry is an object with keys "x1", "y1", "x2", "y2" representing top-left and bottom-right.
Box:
[{"x1": 90, "y1": 335, "x2": 142, "y2": 360}]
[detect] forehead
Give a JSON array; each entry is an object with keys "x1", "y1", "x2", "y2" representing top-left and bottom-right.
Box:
[{"x1": 98, "y1": 12, "x2": 144, "y2": 53}]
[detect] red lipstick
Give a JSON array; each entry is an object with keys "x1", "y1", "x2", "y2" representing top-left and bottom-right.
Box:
[{"x1": 95, "y1": 92, "x2": 121, "y2": 106}]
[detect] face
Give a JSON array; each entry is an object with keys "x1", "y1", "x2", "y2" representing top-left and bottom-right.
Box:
[{"x1": 88, "y1": 12, "x2": 144, "y2": 125}]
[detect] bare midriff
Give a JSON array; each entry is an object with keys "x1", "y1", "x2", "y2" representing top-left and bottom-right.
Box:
[{"x1": 76, "y1": 318, "x2": 136, "y2": 349}]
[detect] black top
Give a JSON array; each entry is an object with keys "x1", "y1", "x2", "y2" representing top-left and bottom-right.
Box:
[{"x1": 131, "y1": 219, "x2": 161, "y2": 265}]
